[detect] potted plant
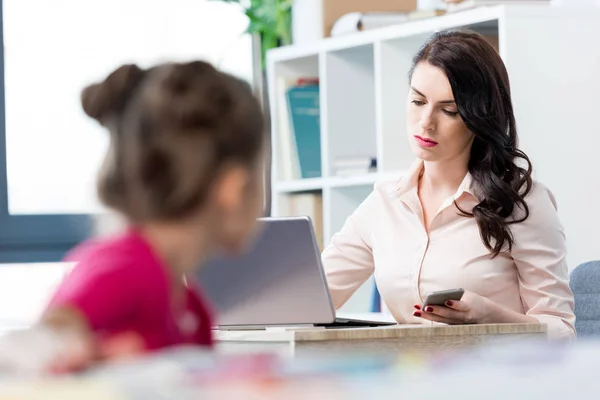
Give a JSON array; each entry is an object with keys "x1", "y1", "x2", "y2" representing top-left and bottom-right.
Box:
[
  {"x1": 213, "y1": 1, "x2": 294, "y2": 217},
  {"x1": 216, "y1": 0, "x2": 293, "y2": 70}
]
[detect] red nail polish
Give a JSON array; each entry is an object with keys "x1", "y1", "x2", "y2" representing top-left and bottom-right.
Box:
[
  {"x1": 446, "y1": 300, "x2": 453, "y2": 307},
  {"x1": 425, "y1": 306, "x2": 434, "y2": 313},
  {"x1": 414, "y1": 305, "x2": 421, "y2": 310},
  {"x1": 413, "y1": 311, "x2": 422, "y2": 317}
]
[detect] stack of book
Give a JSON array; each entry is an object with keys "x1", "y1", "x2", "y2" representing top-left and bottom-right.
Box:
[
  {"x1": 284, "y1": 192, "x2": 324, "y2": 250},
  {"x1": 331, "y1": 9, "x2": 446, "y2": 36},
  {"x1": 332, "y1": 156, "x2": 377, "y2": 177}
]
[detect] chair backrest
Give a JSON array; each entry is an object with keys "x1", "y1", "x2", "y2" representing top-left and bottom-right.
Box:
[
  {"x1": 371, "y1": 282, "x2": 381, "y2": 313},
  {"x1": 571, "y1": 261, "x2": 600, "y2": 336}
]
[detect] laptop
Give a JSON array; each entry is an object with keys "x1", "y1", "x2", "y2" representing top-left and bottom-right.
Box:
[{"x1": 195, "y1": 216, "x2": 396, "y2": 330}]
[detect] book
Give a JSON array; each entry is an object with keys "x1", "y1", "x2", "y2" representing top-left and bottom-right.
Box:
[
  {"x1": 358, "y1": 12, "x2": 410, "y2": 30},
  {"x1": 335, "y1": 167, "x2": 377, "y2": 177},
  {"x1": 286, "y1": 84, "x2": 322, "y2": 179},
  {"x1": 333, "y1": 156, "x2": 377, "y2": 177},
  {"x1": 331, "y1": 10, "x2": 446, "y2": 36},
  {"x1": 275, "y1": 77, "x2": 301, "y2": 181},
  {"x1": 407, "y1": 9, "x2": 446, "y2": 19},
  {"x1": 287, "y1": 192, "x2": 324, "y2": 250}
]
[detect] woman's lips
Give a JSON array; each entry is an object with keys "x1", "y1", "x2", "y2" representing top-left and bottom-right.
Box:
[{"x1": 414, "y1": 135, "x2": 438, "y2": 148}]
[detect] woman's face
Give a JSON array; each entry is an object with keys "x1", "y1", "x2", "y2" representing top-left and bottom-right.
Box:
[{"x1": 406, "y1": 62, "x2": 474, "y2": 163}]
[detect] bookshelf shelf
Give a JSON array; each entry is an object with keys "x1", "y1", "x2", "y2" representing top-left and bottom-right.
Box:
[
  {"x1": 327, "y1": 171, "x2": 404, "y2": 188},
  {"x1": 274, "y1": 171, "x2": 406, "y2": 194},
  {"x1": 267, "y1": 4, "x2": 600, "y2": 313},
  {"x1": 275, "y1": 177, "x2": 324, "y2": 193},
  {"x1": 268, "y1": 5, "x2": 505, "y2": 64}
]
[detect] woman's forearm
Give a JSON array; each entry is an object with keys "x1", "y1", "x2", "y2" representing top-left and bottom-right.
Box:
[{"x1": 482, "y1": 297, "x2": 539, "y2": 325}]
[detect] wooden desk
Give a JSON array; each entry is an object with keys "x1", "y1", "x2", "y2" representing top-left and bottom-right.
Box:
[{"x1": 216, "y1": 323, "x2": 546, "y2": 357}]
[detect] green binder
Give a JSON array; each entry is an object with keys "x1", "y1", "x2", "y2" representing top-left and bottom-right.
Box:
[{"x1": 286, "y1": 84, "x2": 322, "y2": 179}]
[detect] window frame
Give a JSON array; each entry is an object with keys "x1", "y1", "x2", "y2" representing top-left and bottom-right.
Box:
[
  {"x1": 0, "y1": 1, "x2": 93, "y2": 262},
  {"x1": 0, "y1": 2, "x2": 268, "y2": 263}
]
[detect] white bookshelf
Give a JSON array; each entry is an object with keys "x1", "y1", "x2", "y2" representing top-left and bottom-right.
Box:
[
  {"x1": 274, "y1": 171, "x2": 404, "y2": 193},
  {"x1": 267, "y1": 4, "x2": 600, "y2": 313}
]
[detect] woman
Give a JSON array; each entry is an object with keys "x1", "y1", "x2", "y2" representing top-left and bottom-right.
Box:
[{"x1": 322, "y1": 30, "x2": 575, "y2": 339}]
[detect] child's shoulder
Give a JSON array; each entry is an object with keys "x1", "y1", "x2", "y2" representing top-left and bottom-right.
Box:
[
  {"x1": 64, "y1": 230, "x2": 164, "y2": 279},
  {"x1": 48, "y1": 230, "x2": 170, "y2": 330}
]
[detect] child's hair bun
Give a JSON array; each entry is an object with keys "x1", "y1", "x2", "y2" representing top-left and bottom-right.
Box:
[
  {"x1": 146, "y1": 61, "x2": 230, "y2": 133},
  {"x1": 81, "y1": 64, "x2": 145, "y2": 124},
  {"x1": 87, "y1": 60, "x2": 265, "y2": 222}
]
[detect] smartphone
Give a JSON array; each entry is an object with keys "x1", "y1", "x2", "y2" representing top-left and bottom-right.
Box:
[{"x1": 422, "y1": 288, "x2": 465, "y2": 308}]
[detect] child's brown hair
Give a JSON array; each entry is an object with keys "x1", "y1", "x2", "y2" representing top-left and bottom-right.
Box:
[{"x1": 81, "y1": 61, "x2": 265, "y2": 222}]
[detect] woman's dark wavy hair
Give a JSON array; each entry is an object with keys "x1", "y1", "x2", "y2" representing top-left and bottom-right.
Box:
[{"x1": 409, "y1": 30, "x2": 533, "y2": 257}]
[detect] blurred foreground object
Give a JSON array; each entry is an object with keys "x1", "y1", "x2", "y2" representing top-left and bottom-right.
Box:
[{"x1": 2, "y1": 340, "x2": 600, "y2": 398}]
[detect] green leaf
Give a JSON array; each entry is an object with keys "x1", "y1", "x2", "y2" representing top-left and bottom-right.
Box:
[
  {"x1": 213, "y1": 0, "x2": 293, "y2": 70},
  {"x1": 245, "y1": 8, "x2": 272, "y2": 34}
]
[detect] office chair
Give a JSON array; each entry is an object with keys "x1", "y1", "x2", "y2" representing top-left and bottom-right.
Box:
[
  {"x1": 371, "y1": 282, "x2": 381, "y2": 312},
  {"x1": 570, "y1": 260, "x2": 600, "y2": 336}
]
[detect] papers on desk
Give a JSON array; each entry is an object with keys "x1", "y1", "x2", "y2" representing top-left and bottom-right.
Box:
[
  {"x1": 0, "y1": 380, "x2": 126, "y2": 400},
  {"x1": 335, "y1": 312, "x2": 397, "y2": 324}
]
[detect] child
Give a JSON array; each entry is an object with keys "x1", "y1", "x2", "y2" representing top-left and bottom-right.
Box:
[{"x1": 1, "y1": 60, "x2": 266, "y2": 373}]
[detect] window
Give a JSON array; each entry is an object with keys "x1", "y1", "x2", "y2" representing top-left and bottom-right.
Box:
[
  {"x1": 0, "y1": 263, "x2": 71, "y2": 330},
  {"x1": 0, "y1": 0, "x2": 255, "y2": 262}
]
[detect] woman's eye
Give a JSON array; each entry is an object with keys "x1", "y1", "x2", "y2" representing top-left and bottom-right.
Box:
[
  {"x1": 443, "y1": 109, "x2": 459, "y2": 117},
  {"x1": 411, "y1": 100, "x2": 425, "y2": 106}
]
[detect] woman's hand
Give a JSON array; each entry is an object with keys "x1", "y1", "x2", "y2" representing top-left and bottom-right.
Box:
[
  {"x1": 413, "y1": 290, "x2": 539, "y2": 325},
  {"x1": 413, "y1": 290, "x2": 494, "y2": 325}
]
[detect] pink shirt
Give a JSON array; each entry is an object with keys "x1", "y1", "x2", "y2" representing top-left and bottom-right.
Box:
[
  {"x1": 322, "y1": 160, "x2": 575, "y2": 339},
  {"x1": 48, "y1": 230, "x2": 214, "y2": 351}
]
